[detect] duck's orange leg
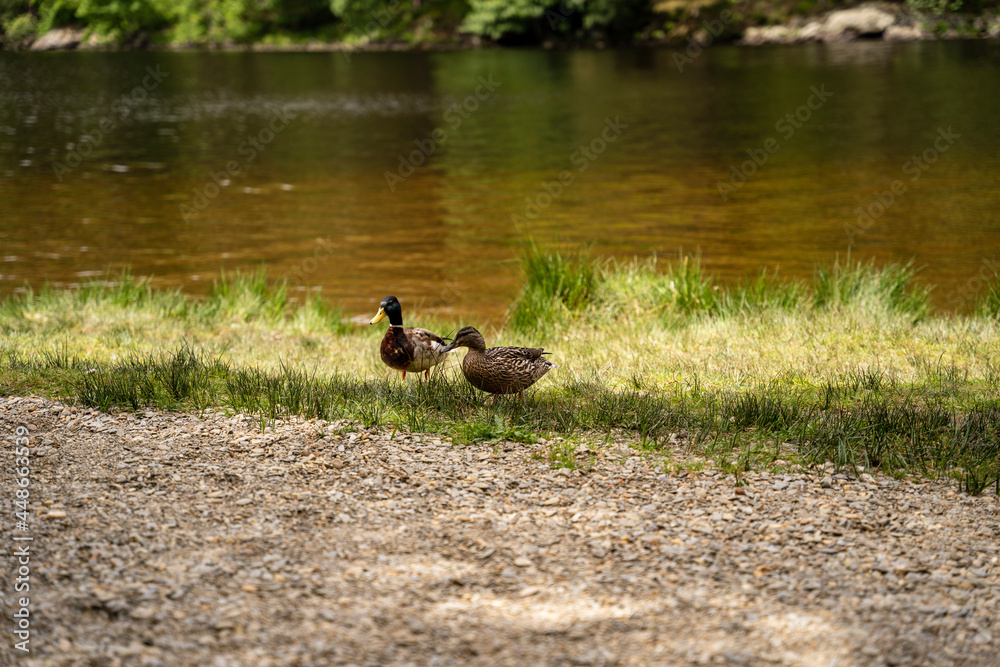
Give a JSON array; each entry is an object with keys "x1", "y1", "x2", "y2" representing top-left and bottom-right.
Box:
[{"x1": 401, "y1": 370, "x2": 406, "y2": 380}]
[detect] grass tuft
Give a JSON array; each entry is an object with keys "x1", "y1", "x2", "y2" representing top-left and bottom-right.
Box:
[
  {"x1": 662, "y1": 252, "x2": 718, "y2": 315},
  {"x1": 516, "y1": 244, "x2": 931, "y2": 325},
  {"x1": 719, "y1": 268, "x2": 807, "y2": 316},
  {"x1": 508, "y1": 239, "x2": 604, "y2": 332},
  {"x1": 207, "y1": 266, "x2": 288, "y2": 323},
  {"x1": 813, "y1": 254, "x2": 931, "y2": 321},
  {"x1": 976, "y1": 269, "x2": 1000, "y2": 320}
]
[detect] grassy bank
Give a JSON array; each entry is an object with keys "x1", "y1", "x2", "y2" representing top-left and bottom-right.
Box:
[{"x1": 2, "y1": 250, "x2": 999, "y2": 493}]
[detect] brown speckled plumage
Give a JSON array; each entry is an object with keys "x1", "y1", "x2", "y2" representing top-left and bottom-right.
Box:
[{"x1": 442, "y1": 326, "x2": 557, "y2": 395}]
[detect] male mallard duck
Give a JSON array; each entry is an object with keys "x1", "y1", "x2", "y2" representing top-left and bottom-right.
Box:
[
  {"x1": 440, "y1": 326, "x2": 557, "y2": 396},
  {"x1": 370, "y1": 296, "x2": 451, "y2": 380}
]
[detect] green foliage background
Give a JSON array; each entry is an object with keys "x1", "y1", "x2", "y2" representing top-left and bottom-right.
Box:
[{"x1": 1, "y1": 0, "x2": 999, "y2": 47}]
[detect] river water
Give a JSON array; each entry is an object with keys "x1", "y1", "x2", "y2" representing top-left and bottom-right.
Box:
[{"x1": 1, "y1": 41, "x2": 998, "y2": 322}]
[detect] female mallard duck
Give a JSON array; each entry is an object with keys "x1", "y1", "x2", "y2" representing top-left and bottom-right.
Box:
[
  {"x1": 440, "y1": 326, "x2": 557, "y2": 396},
  {"x1": 370, "y1": 296, "x2": 451, "y2": 380}
]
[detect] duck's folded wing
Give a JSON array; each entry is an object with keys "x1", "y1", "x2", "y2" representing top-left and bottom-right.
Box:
[
  {"x1": 406, "y1": 327, "x2": 450, "y2": 349},
  {"x1": 489, "y1": 346, "x2": 548, "y2": 361}
]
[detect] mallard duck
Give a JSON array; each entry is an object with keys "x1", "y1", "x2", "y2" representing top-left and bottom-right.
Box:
[
  {"x1": 440, "y1": 326, "x2": 557, "y2": 396},
  {"x1": 369, "y1": 296, "x2": 451, "y2": 380}
]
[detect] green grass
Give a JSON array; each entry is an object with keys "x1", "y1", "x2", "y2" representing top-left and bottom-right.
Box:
[
  {"x1": 508, "y1": 239, "x2": 604, "y2": 332},
  {"x1": 4, "y1": 345, "x2": 997, "y2": 492},
  {"x1": 2, "y1": 250, "x2": 1000, "y2": 494},
  {"x1": 813, "y1": 254, "x2": 931, "y2": 321},
  {"x1": 976, "y1": 269, "x2": 1000, "y2": 319},
  {"x1": 718, "y1": 268, "x2": 807, "y2": 316},
  {"x1": 510, "y1": 245, "x2": 933, "y2": 330}
]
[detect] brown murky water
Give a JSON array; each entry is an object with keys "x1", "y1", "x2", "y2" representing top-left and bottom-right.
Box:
[{"x1": 2, "y1": 42, "x2": 999, "y2": 323}]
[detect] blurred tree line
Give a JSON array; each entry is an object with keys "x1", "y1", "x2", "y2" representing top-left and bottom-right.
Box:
[{"x1": 1, "y1": 0, "x2": 997, "y2": 47}]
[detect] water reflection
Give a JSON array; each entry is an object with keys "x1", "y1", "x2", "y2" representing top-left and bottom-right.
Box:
[{"x1": 0, "y1": 42, "x2": 998, "y2": 321}]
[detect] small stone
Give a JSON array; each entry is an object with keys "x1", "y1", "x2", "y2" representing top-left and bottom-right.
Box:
[
  {"x1": 235, "y1": 498, "x2": 252, "y2": 506},
  {"x1": 43, "y1": 510, "x2": 67, "y2": 520},
  {"x1": 513, "y1": 557, "x2": 533, "y2": 568},
  {"x1": 129, "y1": 606, "x2": 156, "y2": 619}
]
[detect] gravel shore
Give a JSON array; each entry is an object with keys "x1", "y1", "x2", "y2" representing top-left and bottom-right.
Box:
[{"x1": 2, "y1": 395, "x2": 998, "y2": 666}]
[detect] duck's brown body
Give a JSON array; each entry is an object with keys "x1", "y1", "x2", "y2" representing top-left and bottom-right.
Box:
[
  {"x1": 441, "y1": 326, "x2": 557, "y2": 396},
  {"x1": 370, "y1": 296, "x2": 451, "y2": 380},
  {"x1": 460, "y1": 345, "x2": 556, "y2": 395},
  {"x1": 380, "y1": 325, "x2": 450, "y2": 376}
]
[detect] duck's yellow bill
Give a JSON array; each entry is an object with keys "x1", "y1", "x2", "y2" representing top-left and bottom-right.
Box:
[{"x1": 369, "y1": 307, "x2": 386, "y2": 325}]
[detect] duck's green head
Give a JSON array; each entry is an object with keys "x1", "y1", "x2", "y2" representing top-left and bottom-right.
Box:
[{"x1": 370, "y1": 295, "x2": 403, "y2": 326}]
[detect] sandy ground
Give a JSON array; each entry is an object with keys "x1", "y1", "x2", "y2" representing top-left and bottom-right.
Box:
[{"x1": 1, "y1": 394, "x2": 998, "y2": 666}]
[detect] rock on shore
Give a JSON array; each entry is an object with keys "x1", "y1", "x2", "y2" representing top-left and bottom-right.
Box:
[
  {"x1": 29, "y1": 27, "x2": 84, "y2": 51},
  {"x1": 740, "y1": 1, "x2": 1000, "y2": 45}
]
